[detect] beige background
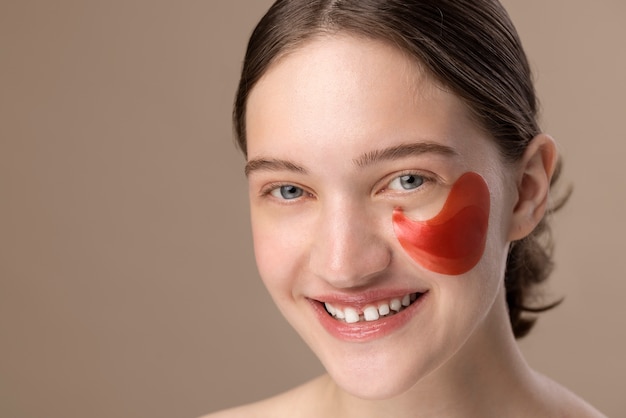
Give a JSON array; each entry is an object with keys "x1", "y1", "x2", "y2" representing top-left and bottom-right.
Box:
[{"x1": 1, "y1": 1, "x2": 624, "y2": 417}]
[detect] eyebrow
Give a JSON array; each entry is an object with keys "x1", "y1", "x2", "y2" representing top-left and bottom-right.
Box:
[
  {"x1": 245, "y1": 158, "x2": 307, "y2": 177},
  {"x1": 245, "y1": 142, "x2": 457, "y2": 176},
  {"x1": 353, "y1": 142, "x2": 458, "y2": 168}
]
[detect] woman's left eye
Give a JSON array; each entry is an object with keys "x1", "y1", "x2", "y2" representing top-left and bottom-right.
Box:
[{"x1": 388, "y1": 174, "x2": 425, "y2": 191}]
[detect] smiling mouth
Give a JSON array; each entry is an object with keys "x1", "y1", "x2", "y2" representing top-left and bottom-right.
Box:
[{"x1": 322, "y1": 292, "x2": 424, "y2": 324}]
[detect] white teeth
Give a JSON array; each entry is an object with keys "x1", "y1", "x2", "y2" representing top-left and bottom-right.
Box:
[
  {"x1": 344, "y1": 307, "x2": 360, "y2": 324},
  {"x1": 324, "y1": 293, "x2": 421, "y2": 324},
  {"x1": 363, "y1": 306, "x2": 380, "y2": 322},
  {"x1": 378, "y1": 302, "x2": 390, "y2": 316},
  {"x1": 324, "y1": 302, "x2": 336, "y2": 316},
  {"x1": 335, "y1": 308, "x2": 345, "y2": 320},
  {"x1": 390, "y1": 298, "x2": 402, "y2": 312}
]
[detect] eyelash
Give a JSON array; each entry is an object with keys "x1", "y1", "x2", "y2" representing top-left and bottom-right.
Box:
[{"x1": 259, "y1": 182, "x2": 312, "y2": 200}]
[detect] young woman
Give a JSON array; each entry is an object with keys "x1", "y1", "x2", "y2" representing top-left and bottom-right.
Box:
[{"x1": 207, "y1": 1, "x2": 605, "y2": 416}]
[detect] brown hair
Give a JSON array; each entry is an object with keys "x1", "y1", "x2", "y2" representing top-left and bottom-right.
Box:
[{"x1": 234, "y1": 0, "x2": 566, "y2": 338}]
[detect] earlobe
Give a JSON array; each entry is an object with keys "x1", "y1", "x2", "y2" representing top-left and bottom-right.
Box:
[{"x1": 508, "y1": 134, "x2": 558, "y2": 241}]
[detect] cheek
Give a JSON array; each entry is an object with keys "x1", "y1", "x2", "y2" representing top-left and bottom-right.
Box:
[
  {"x1": 392, "y1": 172, "x2": 491, "y2": 275},
  {"x1": 251, "y1": 226, "x2": 284, "y2": 282},
  {"x1": 251, "y1": 217, "x2": 303, "y2": 290}
]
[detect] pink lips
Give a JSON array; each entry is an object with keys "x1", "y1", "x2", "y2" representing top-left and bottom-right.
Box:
[
  {"x1": 310, "y1": 292, "x2": 428, "y2": 342},
  {"x1": 392, "y1": 172, "x2": 490, "y2": 275}
]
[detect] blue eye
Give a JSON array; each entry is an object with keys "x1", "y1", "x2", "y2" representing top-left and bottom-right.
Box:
[
  {"x1": 271, "y1": 185, "x2": 304, "y2": 200},
  {"x1": 389, "y1": 174, "x2": 424, "y2": 191}
]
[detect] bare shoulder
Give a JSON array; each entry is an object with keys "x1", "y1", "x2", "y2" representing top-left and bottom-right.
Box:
[
  {"x1": 532, "y1": 372, "x2": 607, "y2": 418},
  {"x1": 199, "y1": 375, "x2": 330, "y2": 418}
]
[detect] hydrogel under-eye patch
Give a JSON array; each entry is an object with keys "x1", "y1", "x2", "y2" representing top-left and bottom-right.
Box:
[{"x1": 392, "y1": 172, "x2": 490, "y2": 275}]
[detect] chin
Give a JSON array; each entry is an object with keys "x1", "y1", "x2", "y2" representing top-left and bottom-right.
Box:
[{"x1": 318, "y1": 341, "x2": 434, "y2": 401}]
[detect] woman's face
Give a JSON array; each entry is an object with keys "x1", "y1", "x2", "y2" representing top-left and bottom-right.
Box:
[{"x1": 245, "y1": 35, "x2": 519, "y2": 399}]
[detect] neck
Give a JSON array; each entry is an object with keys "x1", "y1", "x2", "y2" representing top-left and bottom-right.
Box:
[{"x1": 322, "y1": 290, "x2": 540, "y2": 418}]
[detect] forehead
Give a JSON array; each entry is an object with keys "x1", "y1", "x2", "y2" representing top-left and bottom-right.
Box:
[{"x1": 245, "y1": 34, "x2": 489, "y2": 167}]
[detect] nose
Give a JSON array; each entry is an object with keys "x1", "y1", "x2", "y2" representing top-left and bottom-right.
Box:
[{"x1": 308, "y1": 200, "x2": 391, "y2": 288}]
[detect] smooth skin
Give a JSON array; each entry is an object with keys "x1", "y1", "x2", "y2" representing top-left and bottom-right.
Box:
[{"x1": 205, "y1": 35, "x2": 605, "y2": 418}]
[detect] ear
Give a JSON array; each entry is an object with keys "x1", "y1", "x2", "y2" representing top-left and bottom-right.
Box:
[{"x1": 508, "y1": 134, "x2": 558, "y2": 241}]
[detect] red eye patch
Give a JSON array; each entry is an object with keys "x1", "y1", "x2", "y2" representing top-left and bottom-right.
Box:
[{"x1": 392, "y1": 172, "x2": 490, "y2": 275}]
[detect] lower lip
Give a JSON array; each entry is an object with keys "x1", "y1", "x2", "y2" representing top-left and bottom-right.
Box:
[{"x1": 309, "y1": 293, "x2": 428, "y2": 342}]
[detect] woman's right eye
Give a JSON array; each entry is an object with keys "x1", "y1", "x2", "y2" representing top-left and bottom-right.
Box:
[{"x1": 270, "y1": 185, "x2": 305, "y2": 200}]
